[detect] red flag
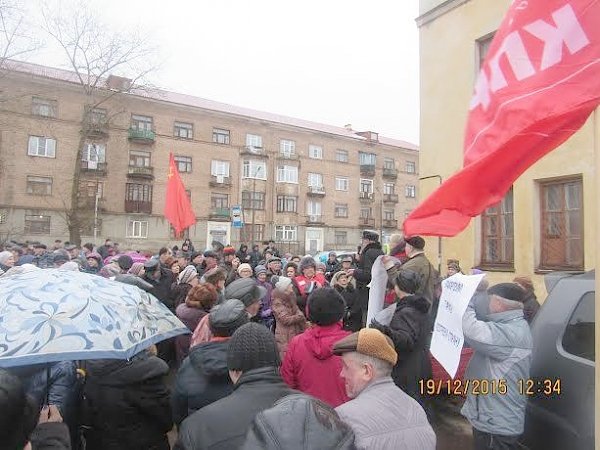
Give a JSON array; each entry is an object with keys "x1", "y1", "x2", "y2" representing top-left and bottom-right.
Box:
[
  {"x1": 404, "y1": 0, "x2": 600, "y2": 237},
  {"x1": 164, "y1": 153, "x2": 196, "y2": 236}
]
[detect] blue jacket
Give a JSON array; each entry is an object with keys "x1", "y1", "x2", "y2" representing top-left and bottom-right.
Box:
[{"x1": 461, "y1": 305, "x2": 532, "y2": 435}]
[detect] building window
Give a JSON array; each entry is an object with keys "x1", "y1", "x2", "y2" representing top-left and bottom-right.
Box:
[
  {"x1": 240, "y1": 224, "x2": 264, "y2": 243},
  {"x1": 405, "y1": 161, "x2": 416, "y2": 173},
  {"x1": 26, "y1": 176, "x2": 52, "y2": 196},
  {"x1": 175, "y1": 155, "x2": 192, "y2": 173},
  {"x1": 242, "y1": 191, "x2": 266, "y2": 210},
  {"x1": 89, "y1": 107, "x2": 107, "y2": 124},
  {"x1": 405, "y1": 185, "x2": 416, "y2": 198},
  {"x1": 126, "y1": 220, "x2": 148, "y2": 238},
  {"x1": 211, "y1": 160, "x2": 230, "y2": 177},
  {"x1": 383, "y1": 182, "x2": 395, "y2": 195},
  {"x1": 540, "y1": 177, "x2": 583, "y2": 270},
  {"x1": 174, "y1": 121, "x2": 193, "y2": 139},
  {"x1": 80, "y1": 180, "x2": 104, "y2": 198},
  {"x1": 131, "y1": 114, "x2": 153, "y2": 131},
  {"x1": 82, "y1": 143, "x2": 106, "y2": 163},
  {"x1": 359, "y1": 152, "x2": 376, "y2": 165},
  {"x1": 308, "y1": 145, "x2": 323, "y2": 159},
  {"x1": 126, "y1": 183, "x2": 152, "y2": 202},
  {"x1": 481, "y1": 188, "x2": 514, "y2": 267},
  {"x1": 280, "y1": 139, "x2": 296, "y2": 156},
  {"x1": 335, "y1": 231, "x2": 347, "y2": 245},
  {"x1": 31, "y1": 97, "x2": 57, "y2": 117},
  {"x1": 476, "y1": 32, "x2": 495, "y2": 70},
  {"x1": 275, "y1": 225, "x2": 297, "y2": 241},
  {"x1": 384, "y1": 210, "x2": 395, "y2": 220},
  {"x1": 383, "y1": 158, "x2": 395, "y2": 169},
  {"x1": 211, "y1": 193, "x2": 229, "y2": 209},
  {"x1": 307, "y1": 173, "x2": 323, "y2": 188},
  {"x1": 277, "y1": 165, "x2": 298, "y2": 183},
  {"x1": 562, "y1": 292, "x2": 594, "y2": 361},
  {"x1": 129, "y1": 150, "x2": 151, "y2": 167},
  {"x1": 243, "y1": 160, "x2": 267, "y2": 179},
  {"x1": 335, "y1": 177, "x2": 349, "y2": 191},
  {"x1": 336, "y1": 149, "x2": 349, "y2": 163},
  {"x1": 246, "y1": 134, "x2": 263, "y2": 148},
  {"x1": 360, "y1": 208, "x2": 372, "y2": 218},
  {"x1": 306, "y1": 200, "x2": 322, "y2": 216},
  {"x1": 276, "y1": 195, "x2": 297, "y2": 213},
  {"x1": 360, "y1": 179, "x2": 373, "y2": 194},
  {"x1": 212, "y1": 128, "x2": 230, "y2": 144},
  {"x1": 24, "y1": 214, "x2": 51, "y2": 234},
  {"x1": 334, "y1": 203, "x2": 348, "y2": 218},
  {"x1": 28, "y1": 136, "x2": 56, "y2": 158}
]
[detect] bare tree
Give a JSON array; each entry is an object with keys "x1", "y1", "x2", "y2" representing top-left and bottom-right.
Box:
[
  {"x1": 0, "y1": 0, "x2": 39, "y2": 72},
  {"x1": 41, "y1": 1, "x2": 158, "y2": 245}
]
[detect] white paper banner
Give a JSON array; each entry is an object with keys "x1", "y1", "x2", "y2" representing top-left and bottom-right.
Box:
[
  {"x1": 430, "y1": 273, "x2": 485, "y2": 378},
  {"x1": 366, "y1": 255, "x2": 388, "y2": 326}
]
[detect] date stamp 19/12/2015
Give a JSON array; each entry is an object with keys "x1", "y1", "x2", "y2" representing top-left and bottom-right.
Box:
[{"x1": 419, "y1": 378, "x2": 562, "y2": 396}]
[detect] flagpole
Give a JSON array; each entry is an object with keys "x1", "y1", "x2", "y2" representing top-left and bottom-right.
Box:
[{"x1": 594, "y1": 108, "x2": 599, "y2": 448}]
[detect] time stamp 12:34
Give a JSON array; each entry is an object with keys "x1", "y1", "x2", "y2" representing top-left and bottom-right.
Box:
[{"x1": 418, "y1": 378, "x2": 561, "y2": 396}]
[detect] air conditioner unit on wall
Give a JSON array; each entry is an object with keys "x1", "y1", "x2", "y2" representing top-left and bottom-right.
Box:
[{"x1": 216, "y1": 175, "x2": 224, "y2": 183}]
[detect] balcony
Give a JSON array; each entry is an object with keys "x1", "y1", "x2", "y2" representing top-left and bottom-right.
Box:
[
  {"x1": 359, "y1": 191, "x2": 374, "y2": 202},
  {"x1": 77, "y1": 196, "x2": 106, "y2": 211},
  {"x1": 209, "y1": 207, "x2": 230, "y2": 221},
  {"x1": 383, "y1": 193, "x2": 399, "y2": 203},
  {"x1": 358, "y1": 217, "x2": 375, "y2": 227},
  {"x1": 127, "y1": 165, "x2": 154, "y2": 180},
  {"x1": 128, "y1": 128, "x2": 155, "y2": 143},
  {"x1": 307, "y1": 185, "x2": 325, "y2": 197},
  {"x1": 306, "y1": 214, "x2": 325, "y2": 225},
  {"x1": 241, "y1": 146, "x2": 268, "y2": 158},
  {"x1": 83, "y1": 120, "x2": 109, "y2": 138},
  {"x1": 277, "y1": 151, "x2": 299, "y2": 160},
  {"x1": 382, "y1": 167, "x2": 398, "y2": 179},
  {"x1": 80, "y1": 160, "x2": 107, "y2": 175},
  {"x1": 209, "y1": 175, "x2": 232, "y2": 188},
  {"x1": 383, "y1": 219, "x2": 399, "y2": 228},
  {"x1": 124, "y1": 200, "x2": 152, "y2": 214},
  {"x1": 359, "y1": 164, "x2": 376, "y2": 176}
]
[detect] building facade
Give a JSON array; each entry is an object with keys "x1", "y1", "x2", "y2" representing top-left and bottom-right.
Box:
[
  {"x1": 0, "y1": 61, "x2": 419, "y2": 253},
  {"x1": 418, "y1": 0, "x2": 597, "y2": 295}
]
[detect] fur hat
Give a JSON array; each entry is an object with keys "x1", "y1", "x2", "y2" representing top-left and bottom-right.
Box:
[
  {"x1": 0, "y1": 251, "x2": 13, "y2": 265},
  {"x1": 299, "y1": 256, "x2": 316, "y2": 273},
  {"x1": 275, "y1": 276, "x2": 293, "y2": 292},
  {"x1": 393, "y1": 270, "x2": 421, "y2": 294},
  {"x1": 307, "y1": 287, "x2": 346, "y2": 326},
  {"x1": 223, "y1": 246, "x2": 236, "y2": 256},
  {"x1": 361, "y1": 230, "x2": 379, "y2": 242},
  {"x1": 209, "y1": 299, "x2": 249, "y2": 337},
  {"x1": 203, "y1": 267, "x2": 226, "y2": 285},
  {"x1": 333, "y1": 328, "x2": 397, "y2": 366},
  {"x1": 405, "y1": 236, "x2": 425, "y2": 250},
  {"x1": 117, "y1": 255, "x2": 134, "y2": 271},
  {"x1": 177, "y1": 265, "x2": 198, "y2": 285},
  {"x1": 488, "y1": 283, "x2": 526, "y2": 302},
  {"x1": 227, "y1": 323, "x2": 280, "y2": 371}
]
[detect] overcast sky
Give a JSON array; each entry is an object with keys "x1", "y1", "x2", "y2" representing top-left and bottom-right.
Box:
[{"x1": 28, "y1": 0, "x2": 420, "y2": 144}]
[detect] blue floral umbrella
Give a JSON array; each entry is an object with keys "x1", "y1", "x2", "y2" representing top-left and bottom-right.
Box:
[{"x1": 0, "y1": 268, "x2": 189, "y2": 368}]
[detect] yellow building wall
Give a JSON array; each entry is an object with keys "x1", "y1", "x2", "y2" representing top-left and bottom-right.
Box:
[{"x1": 418, "y1": 0, "x2": 597, "y2": 299}]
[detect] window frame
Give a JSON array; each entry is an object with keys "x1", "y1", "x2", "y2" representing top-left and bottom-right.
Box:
[
  {"x1": 26, "y1": 176, "x2": 53, "y2": 196},
  {"x1": 212, "y1": 128, "x2": 231, "y2": 145},
  {"x1": 82, "y1": 143, "x2": 106, "y2": 163},
  {"x1": 211, "y1": 160, "x2": 231, "y2": 177},
  {"x1": 334, "y1": 203, "x2": 348, "y2": 218},
  {"x1": 174, "y1": 121, "x2": 194, "y2": 139},
  {"x1": 129, "y1": 150, "x2": 151, "y2": 167},
  {"x1": 280, "y1": 139, "x2": 296, "y2": 156},
  {"x1": 246, "y1": 133, "x2": 263, "y2": 148},
  {"x1": 275, "y1": 225, "x2": 297, "y2": 242},
  {"x1": 360, "y1": 179, "x2": 374, "y2": 194},
  {"x1": 335, "y1": 149, "x2": 349, "y2": 163},
  {"x1": 242, "y1": 191, "x2": 266, "y2": 210},
  {"x1": 308, "y1": 144, "x2": 323, "y2": 159},
  {"x1": 31, "y1": 97, "x2": 57, "y2": 118},
  {"x1": 276, "y1": 164, "x2": 298, "y2": 183},
  {"x1": 276, "y1": 195, "x2": 297, "y2": 213},
  {"x1": 243, "y1": 160, "x2": 267, "y2": 179},
  {"x1": 334, "y1": 231, "x2": 347, "y2": 246},
  {"x1": 335, "y1": 177, "x2": 349, "y2": 192},
  {"x1": 405, "y1": 185, "x2": 416, "y2": 198},
  {"x1": 28, "y1": 136, "x2": 56, "y2": 158},
  {"x1": 405, "y1": 161, "x2": 416, "y2": 173},
  {"x1": 561, "y1": 291, "x2": 595, "y2": 362},
  {"x1": 126, "y1": 220, "x2": 149, "y2": 239},
  {"x1": 480, "y1": 188, "x2": 514, "y2": 269},
  {"x1": 383, "y1": 158, "x2": 395, "y2": 169},
  {"x1": 24, "y1": 214, "x2": 51, "y2": 234},
  {"x1": 131, "y1": 114, "x2": 153, "y2": 131},
  {"x1": 174, "y1": 155, "x2": 193, "y2": 173}
]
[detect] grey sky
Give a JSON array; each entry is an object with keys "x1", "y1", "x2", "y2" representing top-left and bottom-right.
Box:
[{"x1": 28, "y1": 0, "x2": 420, "y2": 144}]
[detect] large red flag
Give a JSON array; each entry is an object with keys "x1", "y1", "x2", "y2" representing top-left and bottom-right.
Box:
[
  {"x1": 164, "y1": 153, "x2": 196, "y2": 236},
  {"x1": 404, "y1": 0, "x2": 600, "y2": 237}
]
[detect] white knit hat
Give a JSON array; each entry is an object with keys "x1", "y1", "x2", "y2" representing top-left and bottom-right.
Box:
[{"x1": 275, "y1": 276, "x2": 293, "y2": 292}]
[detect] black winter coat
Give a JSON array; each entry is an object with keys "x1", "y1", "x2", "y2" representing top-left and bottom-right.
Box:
[
  {"x1": 175, "y1": 367, "x2": 297, "y2": 450},
  {"x1": 335, "y1": 285, "x2": 361, "y2": 332},
  {"x1": 171, "y1": 282, "x2": 192, "y2": 309},
  {"x1": 373, "y1": 295, "x2": 432, "y2": 403},
  {"x1": 144, "y1": 269, "x2": 175, "y2": 311},
  {"x1": 82, "y1": 352, "x2": 172, "y2": 450},
  {"x1": 353, "y1": 242, "x2": 384, "y2": 311},
  {"x1": 171, "y1": 340, "x2": 234, "y2": 426},
  {"x1": 29, "y1": 423, "x2": 72, "y2": 450}
]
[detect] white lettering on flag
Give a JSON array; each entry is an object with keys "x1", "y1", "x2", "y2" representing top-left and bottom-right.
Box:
[{"x1": 430, "y1": 273, "x2": 485, "y2": 378}]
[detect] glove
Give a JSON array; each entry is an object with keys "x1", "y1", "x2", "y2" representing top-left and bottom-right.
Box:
[{"x1": 370, "y1": 319, "x2": 385, "y2": 331}]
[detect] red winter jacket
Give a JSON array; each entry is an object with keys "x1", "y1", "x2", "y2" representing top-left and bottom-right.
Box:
[{"x1": 280, "y1": 322, "x2": 350, "y2": 407}]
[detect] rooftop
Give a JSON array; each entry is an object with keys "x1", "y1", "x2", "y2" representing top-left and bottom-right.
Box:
[{"x1": 5, "y1": 59, "x2": 418, "y2": 151}]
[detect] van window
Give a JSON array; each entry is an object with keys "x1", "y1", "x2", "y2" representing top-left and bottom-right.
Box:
[{"x1": 562, "y1": 291, "x2": 595, "y2": 361}]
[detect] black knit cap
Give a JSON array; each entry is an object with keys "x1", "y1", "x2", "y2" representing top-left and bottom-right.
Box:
[
  {"x1": 488, "y1": 283, "x2": 526, "y2": 303},
  {"x1": 227, "y1": 323, "x2": 280, "y2": 372},
  {"x1": 307, "y1": 287, "x2": 346, "y2": 326},
  {"x1": 405, "y1": 236, "x2": 425, "y2": 250},
  {"x1": 394, "y1": 269, "x2": 421, "y2": 294},
  {"x1": 117, "y1": 255, "x2": 134, "y2": 270},
  {"x1": 209, "y1": 299, "x2": 249, "y2": 337}
]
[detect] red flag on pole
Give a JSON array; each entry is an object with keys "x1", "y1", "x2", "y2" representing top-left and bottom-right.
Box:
[
  {"x1": 164, "y1": 153, "x2": 196, "y2": 237},
  {"x1": 404, "y1": 0, "x2": 600, "y2": 237}
]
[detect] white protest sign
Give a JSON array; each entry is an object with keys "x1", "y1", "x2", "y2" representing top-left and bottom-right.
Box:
[
  {"x1": 366, "y1": 255, "x2": 388, "y2": 326},
  {"x1": 430, "y1": 273, "x2": 485, "y2": 378}
]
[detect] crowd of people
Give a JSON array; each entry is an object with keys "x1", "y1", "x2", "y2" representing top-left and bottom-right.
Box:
[{"x1": 0, "y1": 231, "x2": 541, "y2": 450}]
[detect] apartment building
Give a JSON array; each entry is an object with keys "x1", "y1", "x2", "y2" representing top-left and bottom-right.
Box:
[
  {"x1": 418, "y1": 0, "x2": 597, "y2": 294},
  {"x1": 0, "y1": 60, "x2": 419, "y2": 252}
]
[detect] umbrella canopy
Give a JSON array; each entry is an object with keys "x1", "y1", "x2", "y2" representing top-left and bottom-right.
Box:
[{"x1": 0, "y1": 268, "x2": 188, "y2": 368}]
